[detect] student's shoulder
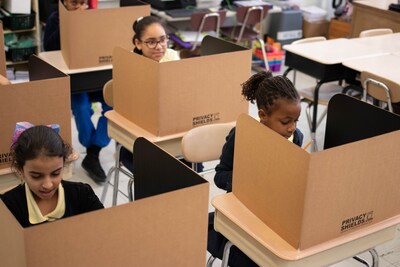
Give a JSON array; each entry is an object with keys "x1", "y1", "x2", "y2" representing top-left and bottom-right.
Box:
[
  {"x1": 165, "y1": 48, "x2": 180, "y2": 61},
  {"x1": 0, "y1": 184, "x2": 25, "y2": 208},
  {"x1": 62, "y1": 180, "x2": 95, "y2": 194},
  {"x1": 1, "y1": 184, "x2": 24, "y2": 199}
]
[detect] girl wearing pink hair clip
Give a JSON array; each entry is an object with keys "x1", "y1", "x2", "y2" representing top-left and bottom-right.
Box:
[{"x1": 1, "y1": 124, "x2": 103, "y2": 228}]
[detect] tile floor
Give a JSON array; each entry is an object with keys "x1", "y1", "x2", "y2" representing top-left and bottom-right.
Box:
[{"x1": 64, "y1": 68, "x2": 400, "y2": 267}]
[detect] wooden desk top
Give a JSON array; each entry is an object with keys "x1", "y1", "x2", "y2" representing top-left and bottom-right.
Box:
[
  {"x1": 38, "y1": 51, "x2": 112, "y2": 74},
  {"x1": 283, "y1": 33, "x2": 400, "y2": 65},
  {"x1": 212, "y1": 193, "x2": 400, "y2": 265},
  {"x1": 342, "y1": 54, "x2": 400, "y2": 83},
  {"x1": 105, "y1": 110, "x2": 185, "y2": 157},
  {"x1": 354, "y1": 0, "x2": 398, "y2": 10}
]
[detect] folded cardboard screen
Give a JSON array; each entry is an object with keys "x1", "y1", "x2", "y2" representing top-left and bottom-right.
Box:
[
  {"x1": 324, "y1": 94, "x2": 400, "y2": 149},
  {"x1": 0, "y1": 22, "x2": 6, "y2": 77},
  {"x1": 59, "y1": 0, "x2": 150, "y2": 69},
  {"x1": 0, "y1": 56, "x2": 71, "y2": 170},
  {"x1": 0, "y1": 138, "x2": 209, "y2": 266},
  {"x1": 232, "y1": 111, "x2": 400, "y2": 250},
  {"x1": 113, "y1": 36, "x2": 251, "y2": 136}
]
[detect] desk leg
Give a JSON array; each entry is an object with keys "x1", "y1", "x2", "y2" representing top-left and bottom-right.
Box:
[
  {"x1": 221, "y1": 241, "x2": 234, "y2": 267},
  {"x1": 100, "y1": 166, "x2": 116, "y2": 204},
  {"x1": 311, "y1": 82, "x2": 323, "y2": 152},
  {"x1": 112, "y1": 143, "x2": 123, "y2": 206},
  {"x1": 283, "y1": 67, "x2": 293, "y2": 79}
]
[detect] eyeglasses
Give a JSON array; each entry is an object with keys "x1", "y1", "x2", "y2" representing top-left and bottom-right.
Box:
[{"x1": 141, "y1": 36, "x2": 169, "y2": 49}]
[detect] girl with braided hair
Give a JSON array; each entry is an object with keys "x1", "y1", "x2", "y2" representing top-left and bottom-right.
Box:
[
  {"x1": 208, "y1": 71, "x2": 304, "y2": 267},
  {"x1": 214, "y1": 70, "x2": 304, "y2": 192}
]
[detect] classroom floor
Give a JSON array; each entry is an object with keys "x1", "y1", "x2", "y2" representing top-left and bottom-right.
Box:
[{"x1": 64, "y1": 67, "x2": 400, "y2": 267}]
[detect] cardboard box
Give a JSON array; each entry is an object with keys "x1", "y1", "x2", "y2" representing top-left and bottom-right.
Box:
[
  {"x1": 59, "y1": 0, "x2": 150, "y2": 69},
  {"x1": 232, "y1": 113, "x2": 400, "y2": 250},
  {"x1": 302, "y1": 19, "x2": 329, "y2": 38},
  {"x1": 3, "y1": 0, "x2": 31, "y2": 14},
  {"x1": 0, "y1": 21, "x2": 7, "y2": 77},
  {"x1": 0, "y1": 55, "x2": 71, "y2": 170},
  {"x1": 0, "y1": 137, "x2": 209, "y2": 267},
  {"x1": 113, "y1": 36, "x2": 251, "y2": 136}
]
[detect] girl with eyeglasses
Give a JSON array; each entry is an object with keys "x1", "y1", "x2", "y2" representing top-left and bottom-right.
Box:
[{"x1": 132, "y1": 16, "x2": 180, "y2": 62}]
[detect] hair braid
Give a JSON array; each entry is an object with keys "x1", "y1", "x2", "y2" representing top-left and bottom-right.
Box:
[{"x1": 242, "y1": 71, "x2": 299, "y2": 114}]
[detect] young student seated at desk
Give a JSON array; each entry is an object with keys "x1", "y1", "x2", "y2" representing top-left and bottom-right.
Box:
[
  {"x1": 0, "y1": 124, "x2": 103, "y2": 228},
  {"x1": 43, "y1": 0, "x2": 112, "y2": 183},
  {"x1": 119, "y1": 16, "x2": 203, "y2": 172},
  {"x1": 208, "y1": 71, "x2": 304, "y2": 266}
]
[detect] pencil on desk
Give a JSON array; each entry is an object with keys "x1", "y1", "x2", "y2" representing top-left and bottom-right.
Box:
[{"x1": 303, "y1": 140, "x2": 312, "y2": 151}]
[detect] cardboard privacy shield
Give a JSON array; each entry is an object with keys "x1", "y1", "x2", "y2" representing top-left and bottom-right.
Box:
[
  {"x1": 324, "y1": 94, "x2": 400, "y2": 149},
  {"x1": 59, "y1": 0, "x2": 150, "y2": 69},
  {"x1": 0, "y1": 55, "x2": 71, "y2": 170},
  {"x1": 0, "y1": 22, "x2": 6, "y2": 77},
  {"x1": 232, "y1": 113, "x2": 400, "y2": 249},
  {"x1": 113, "y1": 36, "x2": 251, "y2": 136},
  {"x1": 0, "y1": 138, "x2": 209, "y2": 267}
]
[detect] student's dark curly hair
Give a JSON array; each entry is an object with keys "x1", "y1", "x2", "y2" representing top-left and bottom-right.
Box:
[
  {"x1": 132, "y1": 16, "x2": 164, "y2": 55},
  {"x1": 11, "y1": 126, "x2": 72, "y2": 171},
  {"x1": 241, "y1": 71, "x2": 300, "y2": 115}
]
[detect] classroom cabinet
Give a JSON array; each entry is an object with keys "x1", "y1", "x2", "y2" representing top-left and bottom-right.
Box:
[{"x1": 1, "y1": 0, "x2": 40, "y2": 69}]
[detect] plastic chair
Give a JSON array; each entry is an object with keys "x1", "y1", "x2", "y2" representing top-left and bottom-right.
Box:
[
  {"x1": 170, "y1": 10, "x2": 227, "y2": 52},
  {"x1": 359, "y1": 28, "x2": 393, "y2": 38},
  {"x1": 101, "y1": 79, "x2": 135, "y2": 205},
  {"x1": 288, "y1": 37, "x2": 343, "y2": 151},
  {"x1": 291, "y1": 36, "x2": 326, "y2": 86},
  {"x1": 181, "y1": 122, "x2": 234, "y2": 174},
  {"x1": 190, "y1": 10, "x2": 227, "y2": 51},
  {"x1": 220, "y1": 5, "x2": 270, "y2": 70},
  {"x1": 361, "y1": 71, "x2": 400, "y2": 113}
]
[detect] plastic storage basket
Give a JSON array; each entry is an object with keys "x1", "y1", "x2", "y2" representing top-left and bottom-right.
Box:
[{"x1": 0, "y1": 8, "x2": 35, "y2": 31}]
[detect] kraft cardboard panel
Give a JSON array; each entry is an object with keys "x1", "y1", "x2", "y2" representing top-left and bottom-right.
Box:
[
  {"x1": 0, "y1": 22, "x2": 6, "y2": 77},
  {"x1": 0, "y1": 56, "x2": 71, "y2": 170},
  {"x1": 233, "y1": 114, "x2": 310, "y2": 248},
  {"x1": 0, "y1": 200, "x2": 26, "y2": 267},
  {"x1": 301, "y1": 134, "x2": 400, "y2": 248},
  {"x1": 59, "y1": 0, "x2": 150, "y2": 69},
  {"x1": 113, "y1": 36, "x2": 251, "y2": 136},
  {"x1": 324, "y1": 94, "x2": 400, "y2": 149},
  {"x1": 233, "y1": 114, "x2": 400, "y2": 250},
  {"x1": 0, "y1": 139, "x2": 209, "y2": 267}
]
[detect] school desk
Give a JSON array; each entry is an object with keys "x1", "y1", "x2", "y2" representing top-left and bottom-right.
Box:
[
  {"x1": 38, "y1": 51, "x2": 112, "y2": 94},
  {"x1": 283, "y1": 33, "x2": 400, "y2": 139},
  {"x1": 102, "y1": 110, "x2": 186, "y2": 206},
  {"x1": 212, "y1": 193, "x2": 400, "y2": 267},
  {"x1": 342, "y1": 53, "x2": 400, "y2": 83}
]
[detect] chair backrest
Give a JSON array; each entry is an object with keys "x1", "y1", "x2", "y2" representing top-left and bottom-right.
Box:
[
  {"x1": 359, "y1": 28, "x2": 393, "y2": 38},
  {"x1": 181, "y1": 122, "x2": 234, "y2": 163},
  {"x1": 291, "y1": 36, "x2": 326, "y2": 45},
  {"x1": 236, "y1": 5, "x2": 269, "y2": 26},
  {"x1": 103, "y1": 79, "x2": 114, "y2": 107},
  {"x1": 191, "y1": 10, "x2": 227, "y2": 33},
  {"x1": 190, "y1": 11, "x2": 227, "y2": 51},
  {"x1": 361, "y1": 71, "x2": 400, "y2": 112}
]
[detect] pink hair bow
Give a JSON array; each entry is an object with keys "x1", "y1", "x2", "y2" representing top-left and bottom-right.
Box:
[{"x1": 11, "y1": 122, "x2": 60, "y2": 147}]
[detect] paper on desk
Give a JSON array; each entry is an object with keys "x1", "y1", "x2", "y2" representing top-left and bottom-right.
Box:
[{"x1": 175, "y1": 31, "x2": 217, "y2": 43}]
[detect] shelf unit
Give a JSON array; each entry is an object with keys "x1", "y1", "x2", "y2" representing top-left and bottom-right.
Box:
[{"x1": 2, "y1": 0, "x2": 40, "y2": 69}]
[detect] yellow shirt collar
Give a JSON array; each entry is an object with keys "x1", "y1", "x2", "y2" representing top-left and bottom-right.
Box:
[{"x1": 25, "y1": 182, "x2": 65, "y2": 225}]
